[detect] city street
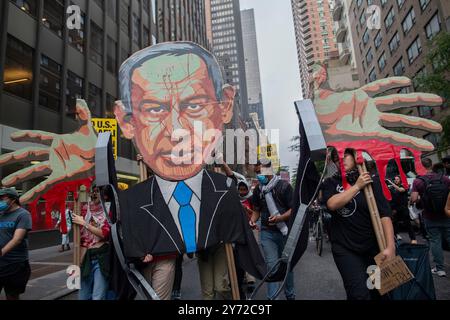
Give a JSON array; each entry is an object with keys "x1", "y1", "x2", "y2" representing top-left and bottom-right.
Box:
[{"x1": 16, "y1": 232, "x2": 448, "y2": 301}]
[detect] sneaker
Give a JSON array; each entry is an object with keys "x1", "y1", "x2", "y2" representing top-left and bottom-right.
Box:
[
  {"x1": 431, "y1": 268, "x2": 447, "y2": 277},
  {"x1": 396, "y1": 234, "x2": 403, "y2": 241}
]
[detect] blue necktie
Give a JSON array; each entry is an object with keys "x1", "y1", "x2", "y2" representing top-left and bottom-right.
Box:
[{"x1": 173, "y1": 181, "x2": 197, "y2": 253}]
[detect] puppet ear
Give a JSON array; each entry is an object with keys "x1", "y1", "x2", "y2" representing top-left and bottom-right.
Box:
[
  {"x1": 114, "y1": 100, "x2": 135, "y2": 139},
  {"x1": 220, "y1": 85, "x2": 235, "y2": 124}
]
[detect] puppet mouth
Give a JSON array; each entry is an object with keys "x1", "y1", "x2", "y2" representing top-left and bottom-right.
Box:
[{"x1": 160, "y1": 151, "x2": 195, "y2": 164}]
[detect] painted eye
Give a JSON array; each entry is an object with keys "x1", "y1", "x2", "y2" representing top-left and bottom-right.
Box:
[
  {"x1": 143, "y1": 106, "x2": 167, "y2": 115},
  {"x1": 186, "y1": 104, "x2": 202, "y2": 112}
]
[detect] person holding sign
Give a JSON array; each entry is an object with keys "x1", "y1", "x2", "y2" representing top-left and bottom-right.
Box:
[{"x1": 321, "y1": 149, "x2": 395, "y2": 300}]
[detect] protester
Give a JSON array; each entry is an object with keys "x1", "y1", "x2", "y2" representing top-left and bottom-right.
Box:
[
  {"x1": 220, "y1": 162, "x2": 257, "y2": 296},
  {"x1": 411, "y1": 158, "x2": 450, "y2": 277},
  {"x1": 72, "y1": 185, "x2": 111, "y2": 300},
  {"x1": 441, "y1": 156, "x2": 450, "y2": 177},
  {"x1": 321, "y1": 149, "x2": 395, "y2": 300},
  {"x1": 251, "y1": 162, "x2": 295, "y2": 300},
  {"x1": 387, "y1": 176, "x2": 417, "y2": 244},
  {"x1": 0, "y1": 188, "x2": 32, "y2": 300},
  {"x1": 55, "y1": 207, "x2": 72, "y2": 252}
]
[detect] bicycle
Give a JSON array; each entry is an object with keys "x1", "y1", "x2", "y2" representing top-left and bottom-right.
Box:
[{"x1": 309, "y1": 205, "x2": 324, "y2": 256}]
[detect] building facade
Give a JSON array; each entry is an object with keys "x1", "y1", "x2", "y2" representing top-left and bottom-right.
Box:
[
  {"x1": 241, "y1": 8, "x2": 265, "y2": 129},
  {"x1": 207, "y1": 0, "x2": 248, "y2": 129},
  {"x1": 348, "y1": 0, "x2": 450, "y2": 158},
  {"x1": 0, "y1": 0, "x2": 208, "y2": 233},
  {"x1": 291, "y1": 0, "x2": 339, "y2": 98}
]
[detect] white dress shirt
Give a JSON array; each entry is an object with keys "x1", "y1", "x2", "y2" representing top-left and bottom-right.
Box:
[{"x1": 155, "y1": 170, "x2": 203, "y2": 243}]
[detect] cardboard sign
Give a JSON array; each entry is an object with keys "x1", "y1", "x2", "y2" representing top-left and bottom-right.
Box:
[
  {"x1": 92, "y1": 118, "x2": 118, "y2": 160},
  {"x1": 375, "y1": 254, "x2": 414, "y2": 296}
]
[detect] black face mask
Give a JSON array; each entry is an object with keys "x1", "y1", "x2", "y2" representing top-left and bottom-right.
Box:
[{"x1": 345, "y1": 169, "x2": 360, "y2": 185}]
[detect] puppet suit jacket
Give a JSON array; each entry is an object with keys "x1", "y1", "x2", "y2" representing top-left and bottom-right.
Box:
[{"x1": 118, "y1": 170, "x2": 266, "y2": 279}]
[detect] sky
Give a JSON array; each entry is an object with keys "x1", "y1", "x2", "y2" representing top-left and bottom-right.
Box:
[{"x1": 240, "y1": 0, "x2": 303, "y2": 173}]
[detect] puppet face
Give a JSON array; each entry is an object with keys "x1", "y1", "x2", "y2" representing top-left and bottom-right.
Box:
[{"x1": 116, "y1": 51, "x2": 235, "y2": 181}]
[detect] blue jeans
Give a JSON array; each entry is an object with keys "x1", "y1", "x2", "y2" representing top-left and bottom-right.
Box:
[
  {"x1": 79, "y1": 260, "x2": 108, "y2": 300},
  {"x1": 260, "y1": 229, "x2": 295, "y2": 300},
  {"x1": 424, "y1": 218, "x2": 450, "y2": 272}
]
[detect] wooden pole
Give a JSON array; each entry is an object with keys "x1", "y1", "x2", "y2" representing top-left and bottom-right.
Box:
[
  {"x1": 73, "y1": 185, "x2": 88, "y2": 266},
  {"x1": 356, "y1": 163, "x2": 387, "y2": 251},
  {"x1": 225, "y1": 243, "x2": 241, "y2": 300}
]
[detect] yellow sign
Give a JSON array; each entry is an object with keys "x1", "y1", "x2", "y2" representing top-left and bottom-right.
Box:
[
  {"x1": 92, "y1": 118, "x2": 118, "y2": 160},
  {"x1": 258, "y1": 144, "x2": 280, "y2": 172}
]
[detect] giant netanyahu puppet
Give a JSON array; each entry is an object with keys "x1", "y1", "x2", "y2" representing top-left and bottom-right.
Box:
[{"x1": 0, "y1": 42, "x2": 266, "y2": 291}]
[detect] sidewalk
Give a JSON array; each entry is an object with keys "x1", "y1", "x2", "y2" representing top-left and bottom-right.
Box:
[{"x1": 21, "y1": 245, "x2": 76, "y2": 300}]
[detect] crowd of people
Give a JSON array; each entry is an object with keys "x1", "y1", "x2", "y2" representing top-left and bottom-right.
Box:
[{"x1": 0, "y1": 154, "x2": 449, "y2": 300}]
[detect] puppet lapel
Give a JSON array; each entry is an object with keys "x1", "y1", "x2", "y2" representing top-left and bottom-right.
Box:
[
  {"x1": 139, "y1": 177, "x2": 185, "y2": 254},
  {"x1": 198, "y1": 171, "x2": 228, "y2": 249}
]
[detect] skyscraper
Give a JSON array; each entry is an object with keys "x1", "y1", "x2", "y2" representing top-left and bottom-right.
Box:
[
  {"x1": 207, "y1": 0, "x2": 248, "y2": 129},
  {"x1": 291, "y1": 0, "x2": 339, "y2": 98},
  {"x1": 348, "y1": 0, "x2": 450, "y2": 158},
  {"x1": 241, "y1": 8, "x2": 265, "y2": 129}
]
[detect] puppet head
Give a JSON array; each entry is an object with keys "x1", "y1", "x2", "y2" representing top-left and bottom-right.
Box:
[{"x1": 115, "y1": 42, "x2": 235, "y2": 181}]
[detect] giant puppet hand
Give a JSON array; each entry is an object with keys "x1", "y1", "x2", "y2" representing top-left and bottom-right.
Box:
[
  {"x1": 312, "y1": 64, "x2": 443, "y2": 151},
  {"x1": 0, "y1": 100, "x2": 97, "y2": 204}
]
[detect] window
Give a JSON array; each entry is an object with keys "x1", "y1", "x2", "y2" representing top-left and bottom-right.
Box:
[
  {"x1": 393, "y1": 58, "x2": 405, "y2": 76},
  {"x1": 66, "y1": 71, "x2": 84, "y2": 116},
  {"x1": 359, "y1": 12, "x2": 366, "y2": 26},
  {"x1": 384, "y1": 8, "x2": 395, "y2": 30},
  {"x1": 413, "y1": 67, "x2": 427, "y2": 89},
  {"x1": 68, "y1": 4, "x2": 85, "y2": 53},
  {"x1": 378, "y1": 52, "x2": 387, "y2": 71},
  {"x1": 121, "y1": 0, "x2": 130, "y2": 34},
  {"x1": 419, "y1": 0, "x2": 430, "y2": 11},
  {"x1": 374, "y1": 31, "x2": 382, "y2": 49},
  {"x1": 39, "y1": 55, "x2": 61, "y2": 111},
  {"x1": 106, "y1": 94, "x2": 116, "y2": 118},
  {"x1": 90, "y1": 21, "x2": 104, "y2": 66},
  {"x1": 357, "y1": 0, "x2": 362, "y2": 7},
  {"x1": 425, "y1": 13, "x2": 441, "y2": 40},
  {"x1": 93, "y1": 0, "x2": 103, "y2": 9},
  {"x1": 107, "y1": 37, "x2": 117, "y2": 74},
  {"x1": 143, "y1": 26, "x2": 150, "y2": 47},
  {"x1": 389, "y1": 32, "x2": 400, "y2": 54},
  {"x1": 10, "y1": 0, "x2": 38, "y2": 18},
  {"x1": 402, "y1": 8, "x2": 416, "y2": 34},
  {"x1": 407, "y1": 37, "x2": 422, "y2": 64},
  {"x1": 362, "y1": 28, "x2": 369, "y2": 45},
  {"x1": 397, "y1": 0, "x2": 405, "y2": 9},
  {"x1": 106, "y1": 0, "x2": 116, "y2": 20},
  {"x1": 143, "y1": 0, "x2": 150, "y2": 15},
  {"x1": 366, "y1": 47, "x2": 374, "y2": 64},
  {"x1": 381, "y1": 0, "x2": 387, "y2": 7},
  {"x1": 4, "y1": 35, "x2": 34, "y2": 101},
  {"x1": 43, "y1": 0, "x2": 64, "y2": 37},
  {"x1": 369, "y1": 68, "x2": 377, "y2": 82},
  {"x1": 132, "y1": 13, "x2": 141, "y2": 45},
  {"x1": 88, "y1": 83, "x2": 102, "y2": 117},
  {"x1": 419, "y1": 106, "x2": 434, "y2": 118}
]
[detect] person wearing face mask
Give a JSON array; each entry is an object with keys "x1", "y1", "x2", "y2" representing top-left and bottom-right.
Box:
[
  {"x1": 72, "y1": 185, "x2": 112, "y2": 300},
  {"x1": 321, "y1": 149, "x2": 395, "y2": 300},
  {"x1": 250, "y1": 161, "x2": 295, "y2": 300},
  {"x1": 0, "y1": 188, "x2": 32, "y2": 300}
]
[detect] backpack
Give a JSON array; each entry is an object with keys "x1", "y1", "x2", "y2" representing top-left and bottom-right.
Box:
[{"x1": 418, "y1": 174, "x2": 449, "y2": 217}]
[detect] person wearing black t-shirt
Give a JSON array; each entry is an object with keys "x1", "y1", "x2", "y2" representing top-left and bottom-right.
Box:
[
  {"x1": 387, "y1": 176, "x2": 416, "y2": 244},
  {"x1": 321, "y1": 150, "x2": 395, "y2": 300}
]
